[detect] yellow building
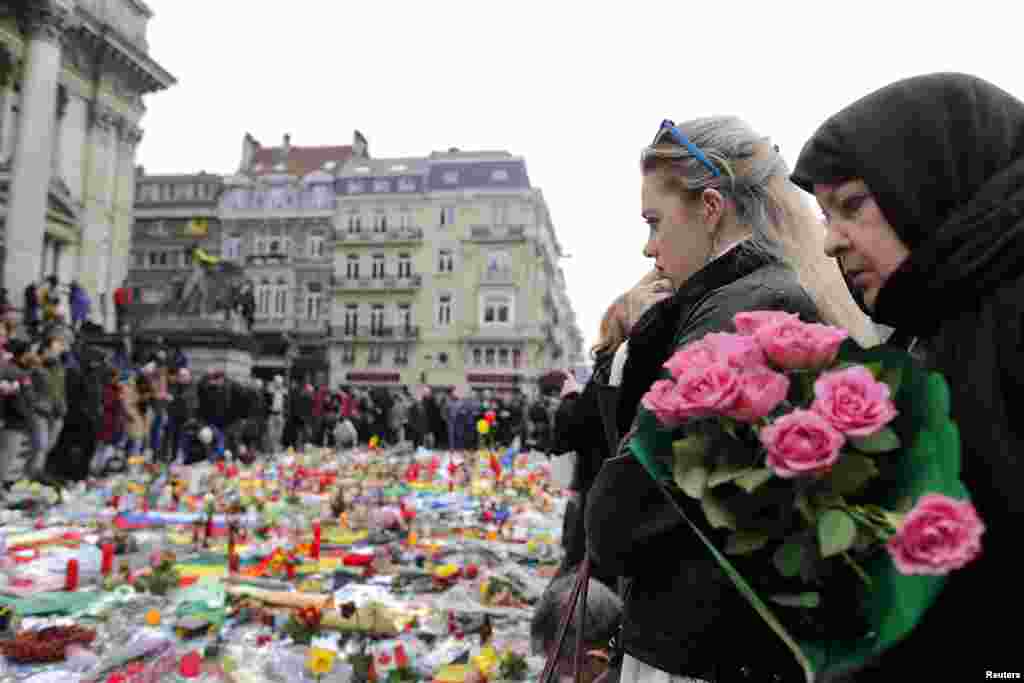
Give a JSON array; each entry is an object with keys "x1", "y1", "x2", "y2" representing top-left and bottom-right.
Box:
[
  {"x1": 0, "y1": 0, "x2": 174, "y2": 326},
  {"x1": 331, "y1": 149, "x2": 583, "y2": 394}
]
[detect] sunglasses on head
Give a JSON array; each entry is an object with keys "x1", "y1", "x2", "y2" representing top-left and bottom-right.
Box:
[{"x1": 645, "y1": 119, "x2": 721, "y2": 177}]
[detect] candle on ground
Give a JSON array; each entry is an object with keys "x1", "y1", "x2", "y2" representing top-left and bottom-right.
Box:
[
  {"x1": 65, "y1": 558, "x2": 79, "y2": 591},
  {"x1": 311, "y1": 522, "x2": 321, "y2": 560},
  {"x1": 101, "y1": 543, "x2": 114, "y2": 576}
]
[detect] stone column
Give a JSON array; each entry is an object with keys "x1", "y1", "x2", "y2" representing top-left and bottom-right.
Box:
[
  {"x1": 4, "y1": 1, "x2": 70, "y2": 307},
  {"x1": 77, "y1": 102, "x2": 118, "y2": 326}
]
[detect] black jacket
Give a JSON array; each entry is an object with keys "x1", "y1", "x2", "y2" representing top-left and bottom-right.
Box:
[
  {"x1": 585, "y1": 243, "x2": 817, "y2": 680},
  {"x1": 794, "y1": 72, "x2": 1024, "y2": 677}
]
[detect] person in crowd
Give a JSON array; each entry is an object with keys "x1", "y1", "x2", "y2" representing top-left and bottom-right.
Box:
[
  {"x1": 531, "y1": 569, "x2": 624, "y2": 683},
  {"x1": 585, "y1": 115, "x2": 876, "y2": 682},
  {"x1": 166, "y1": 368, "x2": 196, "y2": 463},
  {"x1": 422, "y1": 386, "x2": 445, "y2": 449},
  {"x1": 265, "y1": 375, "x2": 287, "y2": 453},
  {"x1": 113, "y1": 280, "x2": 132, "y2": 334},
  {"x1": 23, "y1": 282, "x2": 40, "y2": 339},
  {"x1": 91, "y1": 368, "x2": 124, "y2": 476},
  {"x1": 69, "y1": 281, "x2": 90, "y2": 332},
  {"x1": 40, "y1": 275, "x2": 60, "y2": 324},
  {"x1": 0, "y1": 340, "x2": 35, "y2": 489},
  {"x1": 791, "y1": 72, "x2": 1024, "y2": 677},
  {"x1": 551, "y1": 296, "x2": 632, "y2": 589},
  {"x1": 311, "y1": 383, "x2": 331, "y2": 446},
  {"x1": 34, "y1": 332, "x2": 67, "y2": 482}
]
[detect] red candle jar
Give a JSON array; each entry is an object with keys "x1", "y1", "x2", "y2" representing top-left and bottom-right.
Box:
[
  {"x1": 65, "y1": 558, "x2": 79, "y2": 591},
  {"x1": 101, "y1": 543, "x2": 114, "y2": 576},
  {"x1": 311, "y1": 522, "x2": 321, "y2": 560},
  {"x1": 111, "y1": 495, "x2": 120, "y2": 510},
  {"x1": 286, "y1": 563, "x2": 296, "y2": 580},
  {"x1": 229, "y1": 553, "x2": 240, "y2": 573}
]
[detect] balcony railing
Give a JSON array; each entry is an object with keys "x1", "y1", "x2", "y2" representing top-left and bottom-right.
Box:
[
  {"x1": 247, "y1": 253, "x2": 290, "y2": 265},
  {"x1": 468, "y1": 224, "x2": 527, "y2": 242},
  {"x1": 333, "y1": 325, "x2": 421, "y2": 340},
  {"x1": 334, "y1": 274, "x2": 423, "y2": 291},
  {"x1": 335, "y1": 227, "x2": 424, "y2": 243}
]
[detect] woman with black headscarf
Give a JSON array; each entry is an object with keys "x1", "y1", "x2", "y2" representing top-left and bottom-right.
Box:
[{"x1": 792, "y1": 72, "x2": 1024, "y2": 677}]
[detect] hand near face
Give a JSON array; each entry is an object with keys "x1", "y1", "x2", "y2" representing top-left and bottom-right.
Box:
[
  {"x1": 560, "y1": 370, "x2": 581, "y2": 398},
  {"x1": 622, "y1": 270, "x2": 674, "y2": 333}
]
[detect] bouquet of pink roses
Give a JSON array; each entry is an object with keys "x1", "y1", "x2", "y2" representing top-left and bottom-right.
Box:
[{"x1": 633, "y1": 310, "x2": 982, "y2": 681}]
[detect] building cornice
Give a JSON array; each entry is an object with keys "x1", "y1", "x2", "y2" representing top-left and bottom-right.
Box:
[{"x1": 71, "y1": 6, "x2": 174, "y2": 93}]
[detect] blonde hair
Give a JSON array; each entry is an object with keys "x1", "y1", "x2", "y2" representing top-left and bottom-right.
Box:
[
  {"x1": 642, "y1": 116, "x2": 879, "y2": 347},
  {"x1": 591, "y1": 296, "x2": 628, "y2": 359}
]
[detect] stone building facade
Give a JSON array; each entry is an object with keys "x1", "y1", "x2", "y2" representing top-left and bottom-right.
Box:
[
  {"x1": 331, "y1": 148, "x2": 584, "y2": 394},
  {"x1": 0, "y1": 0, "x2": 173, "y2": 325},
  {"x1": 217, "y1": 131, "x2": 367, "y2": 382},
  {"x1": 126, "y1": 171, "x2": 223, "y2": 306}
]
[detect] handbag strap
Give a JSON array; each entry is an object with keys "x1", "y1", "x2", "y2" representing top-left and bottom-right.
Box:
[{"x1": 539, "y1": 557, "x2": 592, "y2": 683}]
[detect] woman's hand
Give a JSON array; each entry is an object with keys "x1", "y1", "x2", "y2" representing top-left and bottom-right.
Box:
[
  {"x1": 622, "y1": 270, "x2": 674, "y2": 333},
  {"x1": 560, "y1": 371, "x2": 582, "y2": 398}
]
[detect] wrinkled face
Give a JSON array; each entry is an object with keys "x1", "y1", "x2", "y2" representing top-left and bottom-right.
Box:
[
  {"x1": 641, "y1": 172, "x2": 712, "y2": 288},
  {"x1": 815, "y1": 180, "x2": 911, "y2": 310}
]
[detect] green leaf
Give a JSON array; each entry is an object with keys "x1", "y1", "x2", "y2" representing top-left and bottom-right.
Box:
[
  {"x1": 725, "y1": 530, "x2": 772, "y2": 555},
  {"x1": 863, "y1": 362, "x2": 884, "y2": 379},
  {"x1": 672, "y1": 436, "x2": 710, "y2": 499},
  {"x1": 769, "y1": 592, "x2": 821, "y2": 608},
  {"x1": 825, "y1": 453, "x2": 880, "y2": 496},
  {"x1": 879, "y1": 365, "x2": 903, "y2": 398},
  {"x1": 734, "y1": 467, "x2": 774, "y2": 493},
  {"x1": 701, "y1": 493, "x2": 737, "y2": 530},
  {"x1": 817, "y1": 509, "x2": 857, "y2": 558},
  {"x1": 773, "y1": 539, "x2": 805, "y2": 578},
  {"x1": 850, "y1": 427, "x2": 901, "y2": 453},
  {"x1": 709, "y1": 463, "x2": 756, "y2": 488}
]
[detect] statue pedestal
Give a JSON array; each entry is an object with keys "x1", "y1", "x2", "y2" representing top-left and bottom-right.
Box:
[{"x1": 138, "y1": 314, "x2": 254, "y2": 382}]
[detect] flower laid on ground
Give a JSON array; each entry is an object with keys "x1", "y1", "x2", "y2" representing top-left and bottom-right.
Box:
[{"x1": 637, "y1": 310, "x2": 983, "y2": 679}]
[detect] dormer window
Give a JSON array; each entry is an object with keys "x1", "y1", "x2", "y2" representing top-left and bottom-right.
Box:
[
  {"x1": 442, "y1": 170, "x2": 459, "y2": 185},
  {"x1": 491, "y1": 168, "x2": 510, "y2": 182}
]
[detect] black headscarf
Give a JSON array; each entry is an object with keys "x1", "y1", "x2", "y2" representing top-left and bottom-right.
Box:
[{"x1": 792, "y1": 72, "x2": 1024, "y2": 336}]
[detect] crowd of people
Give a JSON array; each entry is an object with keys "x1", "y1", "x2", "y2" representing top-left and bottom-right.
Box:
[{"x1": 0, "y1": 300, "x2": 571, "y2": 496}]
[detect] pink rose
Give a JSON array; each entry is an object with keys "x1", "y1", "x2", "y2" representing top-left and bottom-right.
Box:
[
  {"x1": 663, "y1": 340, "x2": 719, "y2": 379},
  {"x1": 664, "y1": 333, "x2": 765, "y2": 378},
  {"x1": 671, "y1": 363, "x2": 742, "y2": 420},
  {"x1": 887, "y1": 494, "x2": 984, "y2": 576},
  {"x1": 727, "y1": 368, "x2": 791, "y2": 422},
  {"x1": 733, "y1": 310, "x2": 796, "y2": 336},
  {"x1": 760, "y1": 409, "x2": 845, "y2": 478},
  {"x1": 812, "y1": 366, "x2": 898, "y2": 437},
  {"x1": 754, "y1": 317, "x2": 849, "y2": 370},
  {"x1": 641, "y1": 379, "x2": 683, "y2": 426}
]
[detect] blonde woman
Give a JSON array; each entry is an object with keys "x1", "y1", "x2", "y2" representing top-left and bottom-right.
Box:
[{"x1": 584, "y1": 116, "x2": 875, "y2": 682}]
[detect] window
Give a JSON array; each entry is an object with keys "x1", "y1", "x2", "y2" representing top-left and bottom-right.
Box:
[
  {"x1": 273, "y1": 279, "x2": 288, "y2": 317},
  {"x1": 394, "y1": 346, "x2": 409, "y2": 365},
  {"x1": 485, "y1": 348, "x2": 496, "y2": 367},
  {"x1": 345, "y1": 254, "x2": 360, "y2": 279},
  {"x1": 341, "y1": 345, "x2": 355, "y2": 364},
  {"x1": 347, "y1": 215, "x2": 361, "y2": 233},
  {"x1": 437, "y1": 294, "x2": 453, "y2": 327},
  {"x1": 255, "y1": 236, "x2": 267, "y2": 255},
  {"x1": 257, "y1": 280, "x2": 272, "y2": 316},
  {"x1": 437, "y1": 248, "x2": 454, "y2": 273},
  {"x1": 368, "y1": 346, "x2": 383, "y2": 365},
  {"x1": 398, "y1": 178, "x2": 416, "y2": 192},
  {"x1": 512, "y1": 349, "x2": 521, "y2": 368},
  {"x1": 482, "y1": 294, "x2": 513, "y2": 325},
  {"x1": 494, "y1": 202, "x2": 508, "y2": 225},
  {"x1": 442, "y1": 170, "x2": 459, "y2": 185},
  {"x1": 397, "y1": 253, "x2": 412, "y2": 278},
  {"x1": 149, "y1": 252, "x2": 158, "y2": 267},
  {"x1": 473, "y1": 348, "x2": 482, "y2": 366},
  {"x1": 371, "y1": 253, "x2": 386, "y2": 279},
  {"x1": 370, "y1": 304, "x2": 386, "y2": 336},
  {"x1": 499, "y1": 348, "x2": 510, "y2": 367},
  {"x1": 373, "y1": 214, "x2": 387, "y2": 233},
  {"x1": 343, "y1": 304, "x2": 358, "y2": 335},
  {"x1": 485, "y1": 250, "x2": 511, "y2": 276},
  {"x1": 373, "y1": 179, "x2": 390, "y2": 193},
  {"x1": 399, "y1": 211, "x2": 413, "y2": 229},
  {"x1": 491, "y1": 168, "x2": 510, "y2": 182},
  {"x1": 133, "y1": 252, "x2": 145, "y2": 268},
  {"x1": 308, "y1": 234, "x2": 324, "y2": 258},
  {"x1": 222, "y1": 236, "x2": 242, "y2": 261},
  {"x1": 397, "y1": 303, "x2": 412, "y2": 332},
  {"x1": 439, "y1": 207, "x2": 455, "y2": 226},
  {"x1": 305, "y1": 284, "x2": 322, "y2": 320},
  {"x1": 347, "y1": 181, "x2": 364, "y2": 193}
]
